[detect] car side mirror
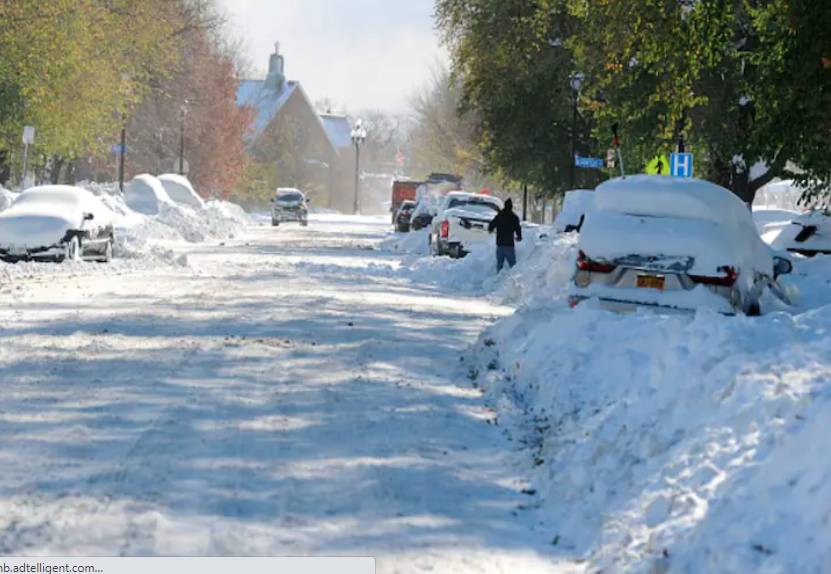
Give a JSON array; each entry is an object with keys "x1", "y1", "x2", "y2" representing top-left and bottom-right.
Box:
[
  {"x1": 84, "y1": 213, "x2": 94, "y2": 221},
  {"x1": 306, "y1": 198, "x2": 312, "y2": 204},
  {"x1": 774, "y1": 256, "x2": 793, "y2": 277}
]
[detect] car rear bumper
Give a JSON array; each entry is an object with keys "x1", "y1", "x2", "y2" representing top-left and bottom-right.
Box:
[{"x1": 568, "y1": 294, "x2": 737, "y2": 316}]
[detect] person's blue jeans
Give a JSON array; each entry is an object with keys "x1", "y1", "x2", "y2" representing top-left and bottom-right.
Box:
[{"x1": 496, "y1": 246, "x2": 517, "y2": 272}]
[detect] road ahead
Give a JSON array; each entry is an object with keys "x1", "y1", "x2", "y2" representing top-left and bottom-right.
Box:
[{"x1": 0, "y1": 215, "x2": 579, "y2": 573}]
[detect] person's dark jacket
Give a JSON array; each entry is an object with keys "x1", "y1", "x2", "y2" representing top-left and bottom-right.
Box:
[{"x1": 488, "y1": 204, "x2": 522, "y2": 247}]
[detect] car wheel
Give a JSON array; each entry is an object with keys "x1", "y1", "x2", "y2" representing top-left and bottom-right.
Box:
[
  {"x1": 301, "y1": 220, "x2": 308, "y2": 227},
  {"x1": 63, "y1": 236, "x2": 81, "y2": 263},
  {"x1": 97, "y1": 238, "x2": 114, "y2": 263},
  {"x1": 747, "y1": 300, "x2": 762, "y2": 317},
  {"x1": 272, "y1": 219, "x2": 279, "y2": 227},
  {"x1": 428, "y1": 234, "x2": 435, "y2": 256}
]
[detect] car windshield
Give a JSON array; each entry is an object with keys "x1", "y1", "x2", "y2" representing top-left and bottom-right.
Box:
[
  {"x1": 276, "y1": 192, "x2": 304, "y2": 202},
  {"x1": 448, "y1": 198, "x2": 500, "y2": 213}
]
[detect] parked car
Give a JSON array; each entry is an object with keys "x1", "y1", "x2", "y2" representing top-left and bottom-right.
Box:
[
  {"x1": 770, "y1": 209, "x2": 831, "y2": 257},
  {"x1": 394, "y1": 200, "x2": 418, "y2": 232},
  {"x1": 409, "y1": 198, "x2": 437, "y2": 231},
  {"x1": 271, "y1": 188, "x2": 309, "y2": 227},
  {"x1": 554, "y1": 189, "x2": 595, "y2": 233},
  {"x1": 568, "y1": 175, "x2": 793, "y2": 316},
  {"x1": 0, "y1": 185, "x2": 115, "y2": 263},
  {"x1": 429, "y1": 191, "x2": 504, "y2": 258},
  {"x1": 390, "y1": 179, "x2": 422, "y2": 224}
]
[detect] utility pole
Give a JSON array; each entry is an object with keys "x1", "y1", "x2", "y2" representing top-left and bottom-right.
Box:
[{"x1": 522, "y1": 183, "x2": 528, "y2": 221}]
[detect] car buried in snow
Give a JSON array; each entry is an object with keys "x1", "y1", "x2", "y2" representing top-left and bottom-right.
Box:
[
  {"x1": 429, "y1": 191, "x2": 504, "y2": 259},
  {"x1": 271, "y1": 188, "x2": 309, "y2": 227},
  {"x1": 0, "y1": 185, "x2": 115, "y2": 263},
  {"x1": 553, "y1": 189, "x2": 595, "y2": 233},
  {"x1": 770, "y1": 209, "x2": 831, "y2": 257},
  {"x1": 568, "y1": 175, "x2": 793, "y2": 316}
]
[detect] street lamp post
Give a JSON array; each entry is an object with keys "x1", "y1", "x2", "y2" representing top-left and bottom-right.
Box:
[
  {"x1": 569, "y1": 72, "x2": 584, "y2": 190},
  {"x1": 350, "y1": 119, "x2": 368, "y2": 215},
  {"x1": 118, "y1": 74, "x2": 130, "y2": 193},
  {"x1": 179, "y1": 100, "x2": 189, "y2": 176}
]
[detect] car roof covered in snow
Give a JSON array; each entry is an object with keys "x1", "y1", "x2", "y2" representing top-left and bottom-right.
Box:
[
  {"x1": 158, "y1": 174, "x2": 206, "y2": 210},
  {"x1": 8, "y1": 185, "x2": 113, "y2": 224}
]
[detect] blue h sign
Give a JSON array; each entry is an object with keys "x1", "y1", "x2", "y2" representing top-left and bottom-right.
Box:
[{"x1": 671, "y1": 153, "x2": 693, "y2": 178}]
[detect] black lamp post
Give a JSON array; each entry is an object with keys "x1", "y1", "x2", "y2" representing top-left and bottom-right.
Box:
[
  {"x1": 350, "y1": 119, "x2": 368, "y2": 215},
  {"x1": 569, "y1": 72, "x2": 584, "y2": 190},
  {"x1": 118, "y1": 74, "x2": 130, "y2": 193},
  {"x1": 179, "y1": 100, "x2": 189, "y2": 175}
]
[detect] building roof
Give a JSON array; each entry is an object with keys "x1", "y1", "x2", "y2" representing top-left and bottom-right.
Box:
[
  {"x1": 319, "y1": 114, "x2": 353, "y2": 151},
  {"x1": 237, "y1": 79, "x2": 300, "y2": 134}
]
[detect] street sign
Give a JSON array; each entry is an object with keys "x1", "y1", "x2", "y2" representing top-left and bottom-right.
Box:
[
  {"x1": 671, "y1": 153, "x2": 694, "y2": 178},
  {"x1": 606, "y1": 148, "x2": 616, "y2": 169},
  {"x1": 22, "y1": 126, "x2": 35, "y2": 145},
  {"x1": 110, "y1": 144, "x2": 127, "y2": 154},
  {"x1": 646, "y1": 154, "x2": 670, "y2": 175},
  {"x1": 575, "y1": 156, "x2": 604, "y2": 168}
]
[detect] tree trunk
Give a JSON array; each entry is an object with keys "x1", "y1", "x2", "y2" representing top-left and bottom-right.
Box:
[
  {"x1": 65, "y1": 159, "x2": 78, "y2": 184},
  {"x1": 50, "y1": 156, "x2": 65, "y2": 185},
  {"x1": 0, "y1": 151, "x2": 10, "y2": 186}
]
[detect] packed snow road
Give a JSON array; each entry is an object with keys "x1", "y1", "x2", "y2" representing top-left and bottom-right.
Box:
[{"x1": 0, "y1": 214, "x2": 579, "y2": 573}]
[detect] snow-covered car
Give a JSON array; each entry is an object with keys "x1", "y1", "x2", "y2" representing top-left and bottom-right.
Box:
[
  {"x1": 394, "y1": 200, "x2": 418, "y2": 232},
  {"x1": 0, "y1": 185, "x2": 115, "y2": 263},
  {"x1": 769, "y1": 209, "x2": 831, "y2": 257},
  {"x1": 568, "y1": 175, "x2": 793, "y2": 315},
  {"x1": 409, "y1": 198, "x2": 436, "y2": 231},
  {"x1": 158, "y1": 174, "x2": 206, "y2": 210},
  {"x1": 125, "y1": 174, "x2": 174, "y2": 215},
  {"x1": 271, "y1": 188, "x2": 309, "y2": 227},
  {"x1": 553, "y1": 189, "x2": 595, "y2": 233},
  {"x1": 429, "y1": 192, "x2": 504, "y2": 258}
]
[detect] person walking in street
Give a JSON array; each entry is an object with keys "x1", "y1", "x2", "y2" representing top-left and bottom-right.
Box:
[{"x1": 488, "y1": 198, "x2": 522, "y2": 272}]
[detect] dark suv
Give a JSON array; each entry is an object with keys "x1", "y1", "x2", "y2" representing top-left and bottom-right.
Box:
[
  {"x1": 271, "y1": 188, "x2": 309, "y2": 227},
  {"x1": 394, "y1": 200, "x2": 418, "y2": 232}
]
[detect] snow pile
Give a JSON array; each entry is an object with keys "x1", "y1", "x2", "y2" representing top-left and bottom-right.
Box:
[
  {"x1": 377, "y1": 228, "x2": 431, "y2": 255},
  {"x1": 158, "y1": 174, "x2": 206, "y2": 209},
  {"x1": 80, "y1": 181, "x2": 120, "y2": 197},
  {"x1": 0, "y1": 186, "x2": 19, "y2": 212},
  {"x1": 470, "y1": 303, "x2": 831, "y2": 574},
  {"x1": 390, "y1": 225, "x2": 578, "y2": 305}
]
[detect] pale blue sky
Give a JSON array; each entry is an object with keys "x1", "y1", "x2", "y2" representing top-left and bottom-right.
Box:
[{"x1": 217, "y1": 0, "x2": 448, "y2": 114}]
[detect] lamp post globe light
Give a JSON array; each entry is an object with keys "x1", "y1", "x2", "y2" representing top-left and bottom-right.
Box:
[
  {"x1": 351, "y1": 119, "x2": 368, "y2": 215},
  {"x1": 569, "y1": 71, "x2": 584, "y2": 191}
]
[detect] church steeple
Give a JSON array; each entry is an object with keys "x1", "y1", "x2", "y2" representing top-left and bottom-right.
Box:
[{"x1": 265, "y1": 41, "x2": 286, "y2": 92}]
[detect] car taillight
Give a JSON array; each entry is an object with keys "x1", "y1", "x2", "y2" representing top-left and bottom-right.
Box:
[
  {"x1": 441, "y1": 220, "x2": 449, "y2": 238},
  {"x1": 576, "y1": 250, "x2": 614, "y2": 273},
  {"x1": 690, "y1": 266, "x2": 738, "y2": 286}
]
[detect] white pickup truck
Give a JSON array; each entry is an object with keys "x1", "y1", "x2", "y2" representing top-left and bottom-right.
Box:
[{"x1": 429, "y1": 191, "x2": 503, "y2": 258}]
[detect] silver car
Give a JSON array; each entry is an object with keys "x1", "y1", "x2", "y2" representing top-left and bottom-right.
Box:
[{"x1": 568, "y1": 176, "x2": 793, "y2": 316}]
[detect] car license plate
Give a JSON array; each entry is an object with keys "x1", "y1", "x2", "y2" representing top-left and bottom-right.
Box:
[{"x1": 637, "y1": 275, "x2": 665, "y2": 290}]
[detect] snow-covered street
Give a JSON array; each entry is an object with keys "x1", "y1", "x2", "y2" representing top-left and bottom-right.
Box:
[{"x1": 0, "y1": 215, "x2": 579, "y2": 572}]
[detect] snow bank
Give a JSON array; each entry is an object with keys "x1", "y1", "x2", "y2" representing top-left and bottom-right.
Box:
[
  {"x1": 379, "y1": 225, "x2": 577, "y2": 305},
  {"x1": 471, "y1": 302, "x2": 831, "y2": 574},
  {"x1": 158, "y1": 174, "x2": 206, "y2": 209}
]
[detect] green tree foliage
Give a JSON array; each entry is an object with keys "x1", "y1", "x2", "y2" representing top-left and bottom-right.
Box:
[
  {"x1": 434, "y1": 0, "x2": 606, "y2": 195},
  {"x1": 0, "y1": 0, "x2": 180, "y2": 170},
  {"x1": 435, "y1": 0, "x2": 831, "y2": 205}
]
